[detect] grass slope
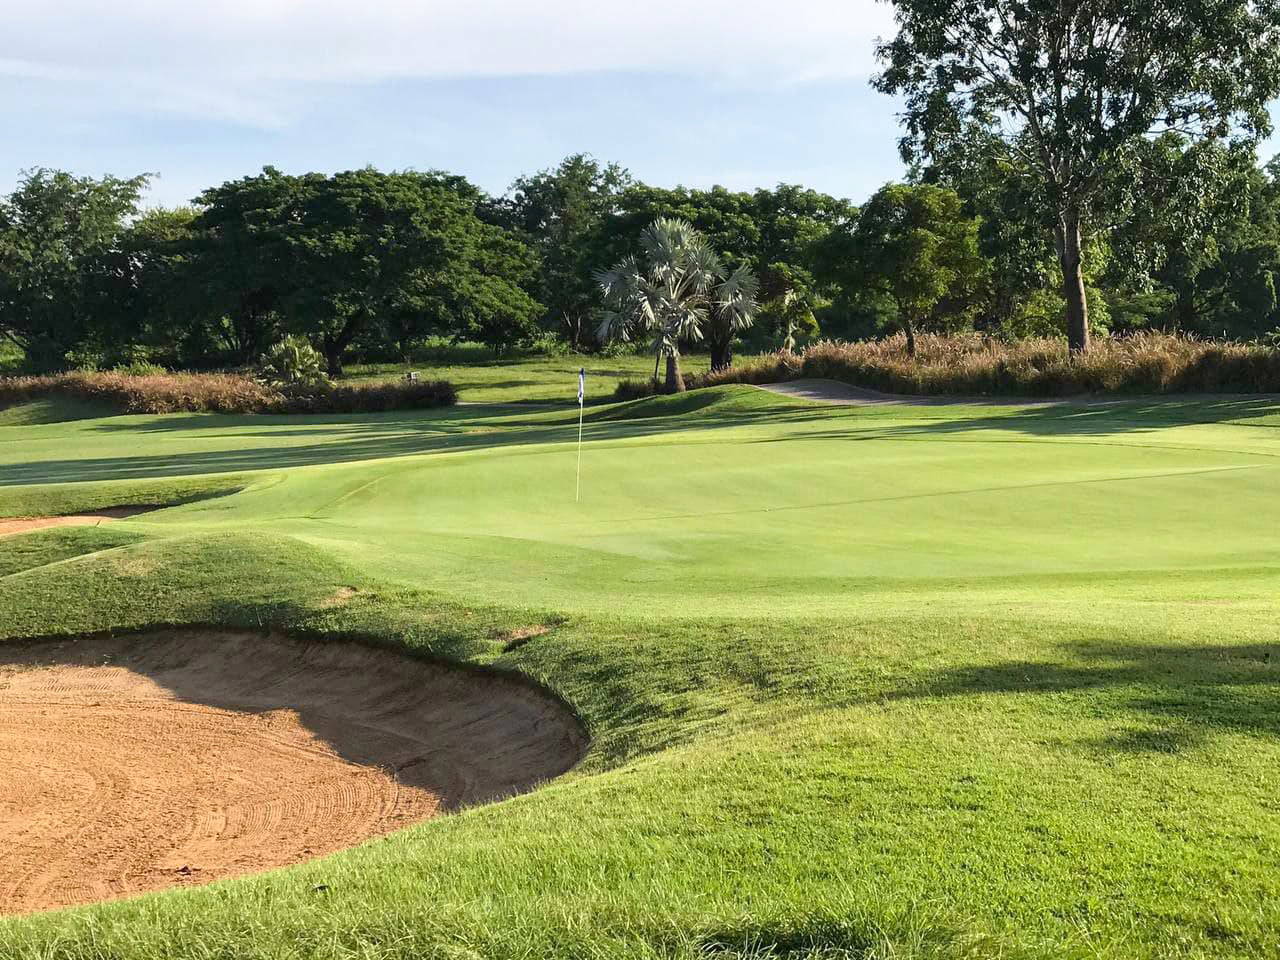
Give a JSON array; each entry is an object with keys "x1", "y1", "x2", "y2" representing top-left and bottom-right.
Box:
[
  {"x1": 1, "y1": 384, "x2": 1279, "y2": 958},
  {"x1": 0, "y1": 396, "x2": 115, "y2": 425},
  {"x1": 345, "y1": 351, "x2": 727, "y2": 404}
]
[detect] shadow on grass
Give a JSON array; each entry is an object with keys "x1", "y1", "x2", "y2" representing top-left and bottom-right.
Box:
[
  {"x1": 4, "y1": 403, "x2": 835, "y2": 486},
  {"x1": 755, "y1": 395, "x2": 1280, "y2": 450},
  {"x1": 892, "y1": 640, "x2": 1280, "y2": 749}
]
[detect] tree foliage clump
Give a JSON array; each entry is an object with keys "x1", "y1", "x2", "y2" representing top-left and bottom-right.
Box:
[
  {"x1": 0, "y1": 169, "x2": 149, "y2": 370},
  {"x1": 257, "y1": 336, "x2": 329, "y2": 388},
  {"x1": 875, "y1": 0, "x2": 1280, "y2": 350}
]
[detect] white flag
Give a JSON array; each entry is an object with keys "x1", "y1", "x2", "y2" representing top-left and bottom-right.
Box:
[{"x1": 577, "y1": 368, "x2": 585, "y2": 405}]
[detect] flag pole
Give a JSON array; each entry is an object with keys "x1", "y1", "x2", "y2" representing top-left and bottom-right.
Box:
[{"x1": 575, "y1": 368, "x2": 585, "y2": 503}]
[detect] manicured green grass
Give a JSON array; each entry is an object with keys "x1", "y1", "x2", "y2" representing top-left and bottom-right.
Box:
[
  {"x1": 0, "y1": 395, "x2": 114, "y2": 425},
  {"x1": 2, "y1": 379, "x2": 1279, "y2": 958},
  {"x1": 344, "y1": 350, "x2": 724, "y2": 404}
]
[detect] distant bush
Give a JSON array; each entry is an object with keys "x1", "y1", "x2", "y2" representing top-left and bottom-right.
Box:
[
  {"x1": 612, "y1": 378, "x2": 661, "y2": 401},
  {"x1": 277, "y1": 379, "x2": 457, "y2": 413},
  {"x1": 111, "y1": 360, "x2": 169, "y2": 377},
  {"x1": 257, "y1": 336, "x2": 329, "y2": 388},
  {"x1": 0, "y1": 371, "x2": 457, "y2": 415},
  {"x1": 693, "y1": 333, "x2": 1280, "y2": 397}
]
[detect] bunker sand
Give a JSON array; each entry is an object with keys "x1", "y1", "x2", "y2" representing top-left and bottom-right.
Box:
[
  {"x1": 0, "y1": 507, "x2": 158, "y2": 538},
  {"x1": 0, "y1": 629, "x2": 585, "y2": 914}
]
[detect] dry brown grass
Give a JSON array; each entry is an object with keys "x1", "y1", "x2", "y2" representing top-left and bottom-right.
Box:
[
  {"x1": 680, "y1": 333, "x2": 1280, "y2": 398},
  {"x1": 0, "y1": 371, "x2": 457, "y2": 415}
]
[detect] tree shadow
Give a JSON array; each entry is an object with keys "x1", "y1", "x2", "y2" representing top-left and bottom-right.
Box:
[
  {"x1": 754, "y1": 395, "x2": 1280, "y2": 447},
  {"x1": 6, "y1": 404, "x2": 836, "y2": 486},
  {"x1": 887, "y1": 639, "x2": 1280, "y2": 749}
]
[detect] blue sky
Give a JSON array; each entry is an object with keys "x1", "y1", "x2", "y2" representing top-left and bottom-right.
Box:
[
  {"x1": 4, "y1": 1, "x2": 1278, "y2": 209},
  {"x1": 1, "y1": 0, "x2": 907, "y2": 207}
]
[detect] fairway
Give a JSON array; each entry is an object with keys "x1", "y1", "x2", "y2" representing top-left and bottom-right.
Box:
[{"x1": 2, "y1": 385, "x2": 1279, "y2": 958}]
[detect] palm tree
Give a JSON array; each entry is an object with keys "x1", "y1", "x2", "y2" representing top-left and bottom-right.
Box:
[
  {"x1": 707, "y1": 263, "x2": 760, "y2": 372},
  {"x1": 596, "y1": 218, "x2": 758, "y2": 392}
]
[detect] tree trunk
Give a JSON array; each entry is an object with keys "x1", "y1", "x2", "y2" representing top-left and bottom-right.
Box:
[
  {"x1": 563, "y1": 312, "x2": 582, "y2": 351},
  {"x1": 323, "y1": 336, "x2": 344, "y2": 377},
  {"x1": 664, "y1": 352, "x2": 686, "y2": 393},
  {"x1": 902, "y1": 317, "x2": 917, "y2": 358},
  {"x1": 1058, "y1": 209, "x2": 1090, "y2": 352},
  {"x1": 710, "y1": 339, "x2": 733, "y2": 372},
  {"x1": 323, "y1": 314, "x2": 366, "y2": 377}
]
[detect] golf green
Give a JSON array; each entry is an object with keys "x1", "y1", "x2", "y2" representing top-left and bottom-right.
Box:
[{"x1": 1, "y1": 385, "x2": 1278, "y2": 959}]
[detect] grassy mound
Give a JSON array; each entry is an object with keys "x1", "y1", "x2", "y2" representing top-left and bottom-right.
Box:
[
  {"x1": 0, "y1": 371, "x2": 457, "y2": 416},
  {"x1": 589, "y1": 384, "x2": 807, "y2": 421}
]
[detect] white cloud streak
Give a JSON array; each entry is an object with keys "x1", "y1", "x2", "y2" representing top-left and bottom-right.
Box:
[{"x1": 7, "y1": 1, "x2": 895, "y2": 93}]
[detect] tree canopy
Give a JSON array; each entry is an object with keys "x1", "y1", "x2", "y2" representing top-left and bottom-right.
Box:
[
  {"x1": 189, "y1": 167, "x2": 542, "y2": 374},
  {"x1": 0, "y1": 169, "x2": 149, "y2": 370},
  {"x1": 842, "y1": 183, "x2": 985, "y2": 355},
  {"x1": 500, "y1": 154, "x2": 632, "y2": 349},
  {"x1": 875, "y1": 0, "x2": 1280, "y2": 350}
]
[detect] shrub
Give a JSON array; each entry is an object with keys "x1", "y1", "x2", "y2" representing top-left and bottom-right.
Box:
[
  {"x1": 612, "y1": 378, "x2": 661, "y2": 402},
  {"x1": 277, "y1": 379, "x2": 458, "y2": 413},
  {"x1": 111, "y1": 360, "x2": 169, "y2": 377},
  {"x1": 257, "y1": 337, "x2": 329, "y2": 388},
  {"x1": 693, "y1": 333, "x2": 1280, "y2": 397},
  {"x1": 0, "y1": 371, "x2": 457, "y2": 416}
]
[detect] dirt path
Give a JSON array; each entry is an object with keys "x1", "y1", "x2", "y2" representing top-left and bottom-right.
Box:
[
  {"x1": 0, "y1": 629, "x2": 586, "y2": 914},
  {"x1": 0, "y1": 507, "x2": 159, "y2": 538},
  {"x1": 754, "y1": 379, "x2": 1075, "y2": 406}
]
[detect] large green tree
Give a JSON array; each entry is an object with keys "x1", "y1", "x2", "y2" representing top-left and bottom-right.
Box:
[
  {"x1": 502, "y1": 154, "x2": 632, "y2": 349},
  {"x1": 875, "y1": 0, "x2": 1280, "y2": 351},
  {"x1": 0, "y1": 169, "x2": 149, "y2": 369},
  {"x1": 189, "y1": 168, "x2": 542, "y2": 374},
  {"x1": 189, "y1": 168, "x2": 297, "y2": 363},
  {"x1": 106, "y1": 206, "x2": 207, "y2": 364},
  {"x1": 280, "y1": 168, "x2": 541, "y2": 373},
  {"x1": 845, "y1": 183, "x2": 985, "y2": 356}
]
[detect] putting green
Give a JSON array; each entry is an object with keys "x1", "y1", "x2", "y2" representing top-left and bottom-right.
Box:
[{"x1": 1, "y1": 385, "x2": 1279, "y2": 958}]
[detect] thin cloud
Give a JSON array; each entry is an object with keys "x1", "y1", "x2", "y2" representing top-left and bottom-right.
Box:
[{"x1": 8, "y1": 1, "x2": 895, "y2": 89}]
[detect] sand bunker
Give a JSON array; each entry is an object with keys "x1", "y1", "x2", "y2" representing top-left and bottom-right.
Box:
[
  {"x1": 0, "y1": 507, "x2": 159, "y2": 538},
  {"x1": 0, "y1": 629, "x2": 586, "y2": 914}
]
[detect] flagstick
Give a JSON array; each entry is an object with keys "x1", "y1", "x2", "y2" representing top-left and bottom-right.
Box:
[{"x1": 575, "y1": 398, "x2": 584, "y2": 502}]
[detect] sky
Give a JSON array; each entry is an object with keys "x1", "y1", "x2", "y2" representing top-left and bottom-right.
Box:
[
  {"x1": 1, "y1": 0, "x2": 909, "y2": 208},
  {"x1": 7, "y1": 2, "x2": 1279, "y2": 210}
]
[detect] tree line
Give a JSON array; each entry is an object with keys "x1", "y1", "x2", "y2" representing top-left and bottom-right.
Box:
[
  {"x1": 4, "y1": 0, "x2": 1280, "y2": 376},
  {"x1": 5, "y1": 149, "x2": 1279, "y2": 377}
]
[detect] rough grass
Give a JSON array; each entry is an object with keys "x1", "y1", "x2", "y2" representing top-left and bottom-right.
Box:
[
  {"x1": 345, "y1": 352, "x2": 733, "y2": 405},
  {"x1": 0, "y1": 371, "x2": 457, "y2": 416},
  {"x1": 617, "y1": 333, "x2": 1280, "y2": 399},
  {"x1": 1, "y1": 388, "x2": 1279, "y2": 958},
  {"x1": 0, "y1": 475, "x2": 249, "y2": 520}
]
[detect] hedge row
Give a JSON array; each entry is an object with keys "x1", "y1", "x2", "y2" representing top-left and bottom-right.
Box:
[
  {"x1": 616, "y1": 333, "x2": 1280, "y2": 400},
  {"x1": 0, "y1": 371, "x2": 457, "y2": 415}
]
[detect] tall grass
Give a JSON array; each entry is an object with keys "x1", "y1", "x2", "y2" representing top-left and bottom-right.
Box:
[
  {"x1": 616, "y1": 333, "x2": 1280, "y2": 400},
  {"x1": 0, "y1": 371, "x2": 457, "y2": 416},
  {"x1": 713, "y1": 333, "x2": 1280, "y2": 396}
]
